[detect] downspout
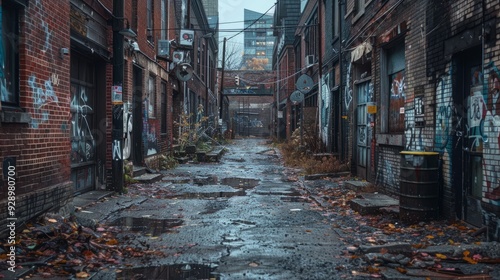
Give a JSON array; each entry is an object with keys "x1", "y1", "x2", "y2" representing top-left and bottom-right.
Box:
[
  {"x1": 112, "y1": 0, "x2": 124, "y2": 193},
  {"x1": 338, "y1": 0, "x2": 344, "y2": 161},
  {"x1": 318, "y1": 0, "x2": 323, "y2": 150}
]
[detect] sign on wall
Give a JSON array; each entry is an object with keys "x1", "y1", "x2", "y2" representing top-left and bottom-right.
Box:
[{"x1": 180, "y1": 29, "x2": 194, "y2": 48}]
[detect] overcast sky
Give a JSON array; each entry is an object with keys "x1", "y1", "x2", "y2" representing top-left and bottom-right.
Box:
[{"x1": 218, "y1": 0, "x2": 276, "y2": 48}]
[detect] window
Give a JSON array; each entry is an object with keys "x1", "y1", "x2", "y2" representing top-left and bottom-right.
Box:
[
  {"x1": 1, "y1": 2, "x2": 20, "y2": 107},
  {"x1": 148, "y1": 75, "x2": 156, "y2": 118},
  {"x1": 161, "y1": 0, "x2": 167, "y2": 39},
  {"x1": 147, "y1": 0, "x2": 154, "y2": 42},
  {"x1": 197, "y1": 40, "x2": 200, "y2": 76},
  {"x1": 161, "y1": 81, "x2": 167, "y2": 134},
  {"x1": 384, "y1": 43, "x2": 405, "y2": 133},
  {"x1": 333, "y1": 0, "x2": 340, "y2": 38},
  {"x1": 353, "y1": 0, "x2": 366, "y2": 22},
  {"x1": 305, "y1": 12, "x2": 318, "y2": 59}
]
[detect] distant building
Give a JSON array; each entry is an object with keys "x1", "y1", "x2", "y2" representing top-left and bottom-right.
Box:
[
  {"x1": 201, "y1": 0, "x2": 219, "y2": 42},
  {"x1": 243, "y1": 9, "x2": 274, "y2": 71}
]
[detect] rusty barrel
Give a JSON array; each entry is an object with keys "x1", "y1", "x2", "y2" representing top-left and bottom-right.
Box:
[{"x1": 399, "y1": 151, "x2": 440, "y2": 222}]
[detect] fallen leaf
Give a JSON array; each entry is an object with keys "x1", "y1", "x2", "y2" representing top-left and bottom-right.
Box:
[
  {"x1": 106, "y1": 239, "x2": 119, "y2": 245},
  {"x1": 435, "y1": 253, "x2": 447, "y2": 259},
  {"x1": 463, "y1": 256, "x2": 477, "y2": 264},
  {"x1": 76, "y1": 271, "x2": 90, "y2": 278},
  {"x1": 396, "y1": 267, "x2": 407, "y2": 274}
]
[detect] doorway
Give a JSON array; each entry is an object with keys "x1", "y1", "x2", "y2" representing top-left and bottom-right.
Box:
[
  {"x1": 454, "y1": 46, "x2": 483, "y2": 226},
  {"x1": 355, "y1": 80, "x2": 374, "y2": 180},
  {"x1": 132, "y1": 66, "x2": 144, "y2": 165},
  {"x1": 70, "y1": 52, "x2": 105, "y2": 194}
]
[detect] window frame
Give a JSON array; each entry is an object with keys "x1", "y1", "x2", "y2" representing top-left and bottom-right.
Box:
[
  {"x1": 147, "y1": 0, "x2": 154, "y2": 43},
  {"x1": 160, "y1": 80, "x2": 167, "y2": 134},
  {"x1": 380, "y1": 41, "x2": 406, "y2": 134},
  {"x1": 1, "y1": 2, "x2": 20, "y2": 108},
  {"x1": 148, "y1": 74, "x2": 156, "y2": 118}
]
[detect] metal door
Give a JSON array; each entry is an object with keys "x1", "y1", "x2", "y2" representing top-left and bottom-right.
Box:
[
  {"x1": 70, "y1": 53, "x2": 96, "y2": 194},
  {"x1": 457, "y1": 48, "x2": 483, "y2": 226},
  {"x1": 356, "y1": 80, "x2": 374, "y2": 179}
]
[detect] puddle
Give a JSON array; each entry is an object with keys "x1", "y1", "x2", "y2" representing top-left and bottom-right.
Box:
[
  {"x1": 280, "y1": 196, "x2": 309, "y2": 203},
  {"x1": 221, "y1": 177, "x2": 260, "y2": 189},
  {"x1": 110, "y1": 217, "x2": 183, "y2": 236},
  {"x1": 199, "y1": 200, "x2": 229, "y2": 215},
  {"x1": 117, "y1": 264, "x2": 219, "y2": 280}
]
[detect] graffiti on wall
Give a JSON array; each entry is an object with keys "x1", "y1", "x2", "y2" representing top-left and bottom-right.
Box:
[
  {"x1": 435, "y1": 75, "x2": 453, "y2": 185},
  {"x1": 375, "y1": 149, "x2": 397, "y2": 190},
  {"x1": 123, "y1": 103, "x2": 133, "y2": 160},
  {"x1": 320, "y1": 74, "x2": 331, "y2": 145},
  {"x1": 344, "y1": 62, "x2": 353, "y2": 110},
  {"x1": 29, "y1": 75, "x2": 58, "y2": 128},
  {"x1": 143, "y1": 98, "x2": 158, "y2": 156},
  {"x1": 70, "y1": 85, "x2": 95, "y2": 164},
  {"x1": 389, "y1": 71, "x2": 406, "y2": 132},
  {"x1": 41, "y1": 20, "x2": 52, "y2": 54},
  {"x1": 484, "y1": 63, "x2": 500, "y2": 202}
]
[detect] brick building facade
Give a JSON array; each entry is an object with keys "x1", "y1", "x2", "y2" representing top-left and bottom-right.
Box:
[
  {"x1": 222, "y1": 70, "x2": 275, "y2": 138},
  {"x1": 345, "y1": 0, "x2": 500, "y2": 240},
  {"x1": 274, "y1": 0, "x2": 500, "y2": 240},
  {"x1": 0, "y1": 0, "x2": 73, "y2": 237},
  {"x1": 0, "y1": 0, "x2": 216, "y2": 237}
]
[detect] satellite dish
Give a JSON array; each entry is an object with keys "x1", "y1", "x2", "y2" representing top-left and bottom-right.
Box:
[
  {"x1": 296, "y1": 74, "x2": 314, "y2": 93},
  {"x1": 290, "y1": 90, "x2": 304, "y2": 104},
  {"x1": 176, "y1": 63, "x2": 193, "y2": 81}
]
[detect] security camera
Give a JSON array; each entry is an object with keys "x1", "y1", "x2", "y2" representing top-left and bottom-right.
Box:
[
  {"x1": 60, "y1": 48, "x2": 69, "y2": 56},
  {"x1": 131, "y1": 41, "x2": 140, "y2": 52}
]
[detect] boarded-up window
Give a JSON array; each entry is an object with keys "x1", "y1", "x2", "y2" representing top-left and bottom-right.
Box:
[{"x1": 387, "y1": 44, "x2": 405, "y2": 133}]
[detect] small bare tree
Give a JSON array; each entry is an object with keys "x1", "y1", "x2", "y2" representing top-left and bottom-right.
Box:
[{"x1": 220, "y1": 42, "x2": 243, "y2": 70}]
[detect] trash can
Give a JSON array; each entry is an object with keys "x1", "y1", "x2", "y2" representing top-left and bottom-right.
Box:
[{"x1": 399, "y1": 151, "x2": 440, "y2": 222}]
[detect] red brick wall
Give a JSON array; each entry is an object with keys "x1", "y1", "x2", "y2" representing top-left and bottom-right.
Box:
[{"x1": 0, "y1": 0, "x2": 73, "y2": 236}]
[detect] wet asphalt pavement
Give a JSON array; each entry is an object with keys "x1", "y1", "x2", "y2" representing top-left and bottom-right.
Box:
[
  {"x1": 5, "y1": 137, "x2": 500, "y2": 279},
  {"x1": 61, "y1": 137, "x2": 349, "y2": 280}
]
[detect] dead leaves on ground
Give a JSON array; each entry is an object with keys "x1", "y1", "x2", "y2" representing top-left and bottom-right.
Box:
[{"x1": 0, "y1": 215, "x2": 168, "y2": 278}]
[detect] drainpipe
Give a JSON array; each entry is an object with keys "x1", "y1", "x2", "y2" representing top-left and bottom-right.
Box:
[
  {"x1": 112, "y1": 0, "x2": 124, "y2": 193},
  {"x1": 318, "y1": 0, "x2": 323, "y2": 150},
  {"x1": 338, "y1": 0, "x2": 344, "y2": 161}
]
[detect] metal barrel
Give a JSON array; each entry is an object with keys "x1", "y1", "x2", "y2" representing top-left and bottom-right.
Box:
[{"x1": 399, "y1": 151, "x2": 440, "y2": 222}]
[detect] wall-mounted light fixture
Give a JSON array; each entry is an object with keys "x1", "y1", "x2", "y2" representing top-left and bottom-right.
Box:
[{"x1": 119, "y1": 19, "x2": 137, "y2": 39}]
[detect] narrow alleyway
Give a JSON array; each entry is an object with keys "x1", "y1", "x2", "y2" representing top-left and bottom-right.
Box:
[
  {"x1": 106, "y1": 137, "x2": 347, "y2": 279},
  {"x1": 3, "y1": 138, "x2": 500, "y2": 280}
]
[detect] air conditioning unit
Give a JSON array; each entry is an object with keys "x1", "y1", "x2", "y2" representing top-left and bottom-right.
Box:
[
  {"x1": 157, "y1": 40, "x2": 170, "y2": 58},
  {"x1": 306, "y1": 55, "x2": 315, "y2": 67},
  {"x1": 172, "y1": 51, "x2": 184, "y2": 63}
]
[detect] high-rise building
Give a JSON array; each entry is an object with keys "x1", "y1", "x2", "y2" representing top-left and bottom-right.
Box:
[
  {"x1": 243, "y1": 9, "x2": 274, "y2": 71},
  {"x1": 202, "y1": 0, "x2": 219, "y2": 42}
]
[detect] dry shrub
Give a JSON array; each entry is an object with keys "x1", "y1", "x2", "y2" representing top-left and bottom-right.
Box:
[
  {"x1": 279, "y1": 126, "x2": 349, "y2": 175},
  {"x1": 303, "y1": 155, "x2": 349, "y2": 175}
]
